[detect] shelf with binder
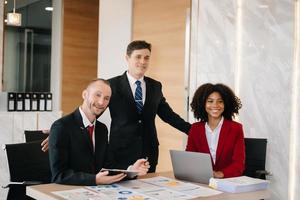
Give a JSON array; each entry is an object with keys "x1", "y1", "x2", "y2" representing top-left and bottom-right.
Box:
[{"x1": 6, "y1": 92, "x2": 53, "y2": 112}]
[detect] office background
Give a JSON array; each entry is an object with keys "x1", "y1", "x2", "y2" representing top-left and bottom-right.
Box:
[
  {"x1": 0, "y1": 0, "x2": 299, "y2": 200},
  {"x1": 99, "y1": 1, "x2": 300, "y2": 199}
]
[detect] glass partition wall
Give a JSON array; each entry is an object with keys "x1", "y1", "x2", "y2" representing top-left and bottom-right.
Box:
[{"x1": 3, "y1": 0, "x2": 52, "y2": 92}]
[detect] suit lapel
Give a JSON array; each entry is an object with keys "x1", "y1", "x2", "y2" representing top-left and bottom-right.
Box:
[
  {"x1": 143, "y1": 77, "x2": 152, "y2": 112},
  {"x1": 94, "y1": 122, "x2": 104, "y2": 169},
  {"x1": 119, "y1": 72, "x2": 137, "y2": 112},
  {"x1": 74, "y1": 108, "x2": 94, "y2": 154},
  {"x1": 215, "y1": 120, "x2": 230, "y2": 164},
  {"x1": 197, "y1": 123, "x2": 209, "y2": 153}
]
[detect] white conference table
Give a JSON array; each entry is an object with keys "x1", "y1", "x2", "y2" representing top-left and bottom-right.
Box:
[{"x1": 26, "y1": 171, "x2": 270, "y2": 200}]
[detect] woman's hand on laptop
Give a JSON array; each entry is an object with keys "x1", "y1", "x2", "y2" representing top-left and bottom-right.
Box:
[{"x1": 213, "y1": 171, "x2": 224, "y2": 178}]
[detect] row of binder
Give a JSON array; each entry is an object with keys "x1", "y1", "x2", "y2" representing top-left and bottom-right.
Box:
[{"x1": 8, "y1": 92, "x2": 52, "y2": 112}]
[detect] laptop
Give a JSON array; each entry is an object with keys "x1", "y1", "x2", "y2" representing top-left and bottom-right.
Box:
[{"x1": 170, "y1": 150, "x2": 213, "y2": 184}]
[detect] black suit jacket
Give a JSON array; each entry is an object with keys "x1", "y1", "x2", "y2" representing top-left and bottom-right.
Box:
[
  {"x1": 108, "y1": 72, "x2": 191, "y2": 172},
  {"x1": 49, "y1": 108, "x2": 109, "y2": 185}
]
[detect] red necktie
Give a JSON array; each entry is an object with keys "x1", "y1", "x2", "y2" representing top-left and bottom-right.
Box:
[
  {"x1": 87, "y1": 124, "x2": 95, "y2": 172},
  {"x1": 87, "y1": 125, "x2": 94, "y2": 142}
]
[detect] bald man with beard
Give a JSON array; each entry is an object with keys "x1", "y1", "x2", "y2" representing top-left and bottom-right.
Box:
[{"x1": 48, "y1": 79, "x2": 149, "y2": 185}]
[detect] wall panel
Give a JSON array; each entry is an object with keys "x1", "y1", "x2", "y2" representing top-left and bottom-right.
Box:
[
  {"x1": 62, "y1": 0, "x2": 99, "y2": 114},
  {"x1": 133, "y1": 0, "x2": 190, "y2": 172}
]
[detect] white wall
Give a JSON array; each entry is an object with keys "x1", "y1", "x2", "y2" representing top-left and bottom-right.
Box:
[
  {"x1": 189, "y1": 1, "x2": 300, "y2": 200},
  {"x1": 97, "y1": 0, "x2": 132, "y2": 126},
  {"x1": 98, "y1": 0, "x2": 132, "y2": 79},
  {"x1": 0, "y1": 2, "x2": 3, "y2": 91},
  {"x1": 50, "y1": 0, "x2": 63, "y2": 111}
]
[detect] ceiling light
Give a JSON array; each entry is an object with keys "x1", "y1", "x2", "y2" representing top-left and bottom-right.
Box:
[
  {"x1": 7, "y1": 13, "x2": 21, "y2": 26},
  {"x1": 45, "y1": 7, "x2": 53, "y2": 11},
  {"x1": 6, "y1": 0, "x2": 21, "y2": 26}
]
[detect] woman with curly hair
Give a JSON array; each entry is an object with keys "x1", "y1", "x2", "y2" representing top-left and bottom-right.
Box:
[{"x1": 186, "y1": 83, "x2": 245, "y2": 178}]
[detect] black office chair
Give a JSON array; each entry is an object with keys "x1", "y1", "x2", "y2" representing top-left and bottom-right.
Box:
[
  {"x1": 4, "y1": 141, "x2": 51, "y2": 200},
  {"x1": 244, "y1": 138, "x2": 269, "y2": 179},
  {"x1": 24, "y1": 130, "x2": 49, "y2": 142}
]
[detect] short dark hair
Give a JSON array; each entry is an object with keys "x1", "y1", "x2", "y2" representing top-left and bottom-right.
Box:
[
  {"x1": 190, "y1": 83, "x2": 242, "y2": 121},
  {"x1": 126, "y1": 40, "x2": 151, "y2": 56}
]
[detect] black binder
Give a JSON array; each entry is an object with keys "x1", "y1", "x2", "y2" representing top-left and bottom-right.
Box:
[
  {"x1": 24, "y1": 93, "x2": 31, "y2": 111},
  {"x1": 8, "y1": 93, "x2": 16, "y2": 111},
  {"x1": 38, "y1": 93, "x2": 46, "y2": 111},
  {"x1": 31, "y1": 93, "x2": 39, "y2": 111},
  {"x1": 16, "y1": 93, "x2": 24, "y2": 111},
  {"x1": 45, "y1": 93, "x2": 52, "y2": 111}
]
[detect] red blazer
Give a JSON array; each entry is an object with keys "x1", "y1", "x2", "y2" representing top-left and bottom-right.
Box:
[{"x1": 186, "y1": 119, "x2": 245, "y2": 178}]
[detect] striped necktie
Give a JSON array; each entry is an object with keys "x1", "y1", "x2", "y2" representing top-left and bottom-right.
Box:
[{"x1": 135, "y1": 80, "x2": 143, "y2": 113}]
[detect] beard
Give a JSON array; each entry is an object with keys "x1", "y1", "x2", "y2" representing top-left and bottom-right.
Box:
[{"x1": 89, "y1": 103, "x2": 106, "y2": 117}]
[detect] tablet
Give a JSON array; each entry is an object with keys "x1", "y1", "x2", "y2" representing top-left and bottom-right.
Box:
[{"x1": 101, "y1": 168, "x2": 138, "y2": 179}]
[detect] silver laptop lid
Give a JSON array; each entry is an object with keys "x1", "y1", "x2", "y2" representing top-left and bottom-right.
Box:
[{"x1": 170, "y1": 150, "x2": 213, "y2": 184}]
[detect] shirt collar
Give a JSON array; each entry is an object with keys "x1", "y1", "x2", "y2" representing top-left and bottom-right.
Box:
[
  {"x1": 205, "y1": 116, "x2": 224, "y2": 132},
  {"x1": 79, "y1": 107, "x2": 95, "y2": 128},
  {"x1": 126, "y1": 71, "x2": 144, "y2": 86}
]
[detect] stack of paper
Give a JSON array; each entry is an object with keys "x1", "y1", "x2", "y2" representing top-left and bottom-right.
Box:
[{"x1": 209, "y1": 176, "x2": 269, "y2": 193}]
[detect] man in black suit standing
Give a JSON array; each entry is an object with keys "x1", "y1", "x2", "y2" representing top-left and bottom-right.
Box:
[
  {"x1": 49, "y1": 79, "x2": 149, "y2": 185},
  {"x1": 108, "y1": 40, "x2": 191, "y2": 172}
]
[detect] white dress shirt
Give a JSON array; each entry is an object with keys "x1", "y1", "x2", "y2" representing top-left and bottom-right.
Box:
[
  {"x1": 79, "y1": 107, "x2": 96, "y2": 151},
  {"x1": 205, "y1": 117, "x2": 224, "y2": 164},
  {"x1": 126, "y1": 71, "x2": 146, "y2": 104}
]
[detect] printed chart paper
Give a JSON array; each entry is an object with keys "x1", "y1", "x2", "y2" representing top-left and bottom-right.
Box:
[
  {"x1": 87, "y1": 184, "x2": 156, "y2": 200},
  {"x1": 140, "y1": 176, "x2": 222, "y2": 197},
  {"x1": 52, "y1": 176, "x2": 222, "y2": 200},
  {"x1": 52, "y1": 188, "x2": 110, "y2": 200}
]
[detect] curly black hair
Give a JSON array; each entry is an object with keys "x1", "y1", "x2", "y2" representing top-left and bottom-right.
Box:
[{"x1": 190, "y1": 83, "x2": 242, "y2": 122}]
